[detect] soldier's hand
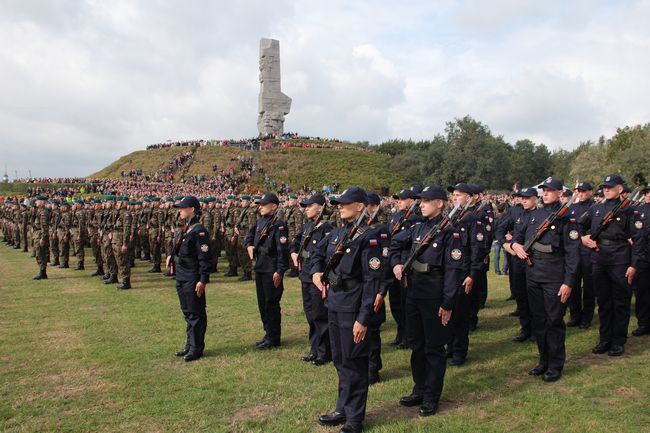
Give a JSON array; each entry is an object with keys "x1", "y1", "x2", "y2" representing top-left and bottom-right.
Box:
[
  {"x1": 558, "y1": 284, "x2": 572, "y2": 303},
  {"x1": 393, "y1": 264, "x2": 404, "y2": 280},
  {"x1": 234, "y1": 227, "x2": 240, "y2": 236},
  {"x1": 247, "y1": 246, "x2": 254, "y2": 260},
  {"x1": 463, "y1": 276, "x2": 474, "y2": 294},
  {"x1": 290, "y1": 252, "x2": 299, "y2": 268},
  {"x1": 312, "y1": 272, "x2": 324, "y2": 291},
  {"x1": 166, "y1": 256, "x2": 171, "y2": 268},
  {"x1": 505, "y1": 233, "x2": 513, "y2": 241},
  {"x1": 626, "y1": 266, "x2": 637, "y2": 285},
  {"x1": 439, "y1": 308, "x2": 452, "y2": 326},
  {"x1": 272, "y1": 272, "x2": 281, "y2": 288},
  {"x1": 511, "y1": 243, "x2": 528, "y2": 260},
  {"x1": 373, "y1": 294, "x2": 384, "y2": 313},
  {"x1": 502, "y1": 242, "x2": 514, "y2": 256},
  {"x1": 120, "y1": 244, "x2": 127, "y2": 254},
  {"x1": 353, "y1": 321, "x2": 367, "y2": 344},
  {"x1": 39, "y1": 239, "x2": 45, "y2": 246},
  {"x1": 581, "y1": 235, "x2": 597, "y2": 249},
  {"x1": 195, "y1": 281, "x2": 206, "y2": 297}
]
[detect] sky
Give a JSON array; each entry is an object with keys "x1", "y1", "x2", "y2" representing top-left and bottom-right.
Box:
[{"x1": 1, "y1": 0, "x2": 649, "y2": 178}]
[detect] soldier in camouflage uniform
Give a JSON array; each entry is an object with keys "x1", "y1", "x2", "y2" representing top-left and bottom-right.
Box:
[
  {"x1": 49, "y1": 201, "x2": 61, "y2": 266},
  {"x1": 281, "y1": 194, "x2": 304, "y2": 277},
  {"x1": 111, "y1": 197, "x2": 133, "y2": 289},
  {"x1": 223, "y1": 195, "x2": 240, "y2": 277},
  {"x1": 71, "y1": 199, "x2": 87, "y2": 270},
  {"x1": 102, "y1": 197, "x2": 119, "y2": 283},
  {"x1": 89, "y1": 199, "x2": 104, "y2": 276},
  {"x1": 146, "y1": 197, "x2": 163, "y2": 273},
  {"x1": 139, "y1": 200, "x2": 151, "y2": 261},
  {"x1": 32, "y1": 195, "x2": 51, "y2": 280},
  {"x1": 235, "y1": 195, "x2": 257, "y2": 281},
  {"x1": 57, "y1": 202, "x2": 72, "y2": 268}
]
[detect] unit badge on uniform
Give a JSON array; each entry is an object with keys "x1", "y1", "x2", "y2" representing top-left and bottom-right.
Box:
[
  {"x1": 382, "y1": 247, "x2": 389, "y2": 257},
  {"x1": 635, "y1": 221, "x2": 644, "y2": 229},
  {"x1": 486, "y1": 225, "x2": 491, "y2": 231},
  {"x1": 369, "y1": 257, "x2": 381, "y2": 270},
  {"x1": 569, "y1": 230, "x2": 579, "y2": 240},
  {"x1": 280, "y1": 236, "x2": 287, "y2": 244},
  {"x1": 451, "y1": 249, "x2": 462, "y2": 261},
  {"x1": 200, "y1": 244, "x2": 209, "y2": 252},
  {"x1": 476, "y1": 233, "x2": 484, "y2": 241}
]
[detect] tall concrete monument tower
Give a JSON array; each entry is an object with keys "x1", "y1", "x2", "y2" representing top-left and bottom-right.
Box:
[{"x1": 257, "y1": 38, "x2": 291, "y2": 137}]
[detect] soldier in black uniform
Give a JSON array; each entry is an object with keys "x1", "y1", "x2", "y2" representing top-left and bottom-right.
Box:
[
  {"x1": 499, "y1": 188, "x2": 537, "y2": 342},
  {"x1": 290, "y1": 193, "x2": 333, "y2": 365},
  {"x1": 311, "y1": 187, "x2": 384, "y2": 433},
  {"x1": 171, "y1": 196, "x2": 213, "y2": 362},
  {"x1": 632, "y1": 184, "x2": 650, "y2": 336},
  {"x1": 578, "y1": 174, "x2": 645, "y2": 356},
  {"x1": 512, "y1": 177, "x2": 579, "y2": 381},
  {"x1": 567, "y1": 181, "x2": 595, "y2": 329},
  {"x1": 244, "y1": 193, "x2": 290, "y2": 350},
  {"x1": 389, "y1": 185, "x2": 463, "y2": 416},
  {"x1": 387, "y1": 187, "x2": 424, "y2": 348},
  {"x1": 468, "y1": 184, "x2": 494, "y2": 331},
  {"x1": 447, "y1": 183, "x2": 486, "y2": 366}
]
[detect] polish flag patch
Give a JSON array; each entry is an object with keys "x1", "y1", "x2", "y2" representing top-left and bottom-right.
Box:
[{"x1": 369, "y1": 239, "x2": 378, "y2": 246}]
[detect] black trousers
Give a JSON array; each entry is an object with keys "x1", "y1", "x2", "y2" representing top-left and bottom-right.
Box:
[
  {"x1": 176, "y1": 278, "x2": 207, "y2": 354},
  {"x1": 368, "y1": 323, "x2": 382, "y2": 375},
  {"x1": 593, "y1": 263, "x2": 633, "y2": 346},
  {"x1": 449, "y1": 287, "x2": 470, "y2": 360},
  {"x1": 301, "y1": 281, "x2": 330, "y2": 359},
  {"x1": 569, "y1": 253, "x2": 595, "y2": 324},
  {"x1": 388, "y1": 277, "x2": 405, "y2": 340},
  {"x1": 527, "y1": 279, "x2": 567, "y2": 371},
  {"x1": 469, "y1": 269, "x2": 488, "y2": 328},
  {"x1": 634, "y1": 267, "x2": 650, "y2": 328},
  {"x1": 511, "y1": 257, "x2": 531, "y2": 334},
  {"x1": 255, "y1": 271, "x2": 284, "y2": 345},
  {"x1": 406, "y1": 296, "x2": 450, "y2": 405},
  {"x1": 329, "y1": 310, "x2": 369, "y2": 425}
]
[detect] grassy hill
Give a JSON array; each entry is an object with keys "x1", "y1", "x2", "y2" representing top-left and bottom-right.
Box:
[{"x1": 90, "y1": 144, "x2": 406, "y2": 193}]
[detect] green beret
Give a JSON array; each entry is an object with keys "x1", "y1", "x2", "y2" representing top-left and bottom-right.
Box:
[
  {"x1": 174, "y1": 196, "x2": 183, "y2": 201},
  {"x1": 165, "y1": 197, "x2": 174, "y2": 202},
  {"x1": 60, "y1": 202, "x2": 70, "y2": 207},
  {"x1": 150, "y1": 197, "x2": 160, "y2": 202},
  {"x1": 240, "y1": 195, "x2": 251, "y2": 201},
  {"x1": 289, "y1": 194, "x2": 298, "y2": 199},
  {"x1": 215, "y1": 199, "x2": 223, "y2": 204},
  {"x1": 253, "y1": 195, "x2": 261, "y2": 200},
  {"x1": 92, "y1": 199, "x2": 102, "y2": 204},
  {"x1": 35, "y1": 194, "x2": 48, "y2": 201},
  {"x1": 227, "y1": 194, "x2": 236, "y2": 200}
]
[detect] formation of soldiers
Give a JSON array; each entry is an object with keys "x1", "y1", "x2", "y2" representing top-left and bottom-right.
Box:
[{"x1": 2, "y1": 173, "x2": 649, "y2": 433}]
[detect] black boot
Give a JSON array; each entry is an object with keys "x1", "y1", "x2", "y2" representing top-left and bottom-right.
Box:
[
  {"x1": 91, "y1": 267, "x2": 104, "y2": 277},
  {"x1": 59, "y1": 261, "x2": 69, "y2": 269},
  {"x1": 102, "y1": 272, "x2": 111, "y2": 280},
  {"x1": 33, "y1": 270, "x2": 48, "y2": 280},
  {"x1": 104, "y1": 274, "x2": 117, "y2": 284},
  {"x1": 117, "y1": 277, "x2": 131, "y2": 290},
  {"x1": 75, "y1": 261, "x2": 85, "y2": 270},
  {"x1": 148, "y1": 264, "x2": 162, "y2": 273},
  {"x1": 130, "y1": 260, "x2": 135, "y2": 268},
  {"x1": 238, "y1": 271, "x2": 252, "y2": 281},
  {"x1": 224, "y1": 266, "x2": 237, "y2": 277},
  {"x1": 143, "y1": 254, "x2": 151, "y2": 261},
  {"x1": 52, "y1": 258, "x2": 60, "y2": 266}
]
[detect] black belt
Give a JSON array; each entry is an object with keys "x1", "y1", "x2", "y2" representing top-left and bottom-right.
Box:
[
  {"x1": 531, "y1": 251, "x2": 564, "y2": 260},
  {"x1": 327, "y1": 270, "x2": 361, "y2": 292},
  {"x1": 411, "y1": 260, "x2": 444, "y2": 276},
  {"x1": 598, "y1": 239, "x2": 628, "y2": 246}
]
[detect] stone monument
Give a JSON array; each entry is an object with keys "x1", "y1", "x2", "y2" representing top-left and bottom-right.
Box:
[{"x1": 257, "y1": 38, "x2": 291, "y2": 137}]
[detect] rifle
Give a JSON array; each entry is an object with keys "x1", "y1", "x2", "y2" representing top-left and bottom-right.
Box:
[
  {"x1": 390, "y1": 200, "x2": 419, "y2": 236},
  {"x1": 296, "y1": 204, "x2": 327, "y2": 269},
  {"x1": 401, "y1": 202, "x2": 462, "y2": 280},
  {"x1": 320, "y1": 207, "x2": 368, "y2": 298},
  {"x1": 253, "y1": 209, "x2": 280, "y2": 255},
  {"x1": 590, "y1": 189, "x2": 640, "y2": 252},
  {"x1": 168, "y1": 221, "x2": 190, "y2": 275},
  {"x1": 366, "y1": 205, "x2": 382, "y2": 226},
  {"x1": 522, "y1": 190, "x2": 579, "y2": 266}
]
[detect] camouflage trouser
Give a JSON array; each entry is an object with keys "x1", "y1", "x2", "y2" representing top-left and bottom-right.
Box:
[
  {"x1": 50, "y1": 230, "x2": 59, "y2": 263},
  {"x1": 210, "y1": 236, "x2": 219, "y2": 271},
  {"x1": 90, "y1": 230, "x2": 103, "y2": 267},
  {"x1": 21, "y1": 225, "x2": 28, "y2": 251},
  {"x1": 112, "y1": 238, "x2": 131, "y2": 281},
  {"x1": 225, "y1": 234, "x2": 239, "y2": 268},
  {"x1": 148, "y1": 229, "x2": 162, "y2": 265},
  {"x1": 102, "y1": 233, "x2": 117, "y2": 275},
  {"x1": 237, "y1": 238, "x2": 252, "y2": 273},
  {"x1": 71, "y1": 229, "x2": 85, "y2": 263},
  {"x1": 33, "y1": 231, "x2": 49, "y2": 272},
  {"x1": 58, "y1": 229, "x2": 70, "y2": 264}
]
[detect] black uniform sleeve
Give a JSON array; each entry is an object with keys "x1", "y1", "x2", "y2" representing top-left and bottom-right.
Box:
[
  {"x1": 194, "y1": 226, "x2": 212, "y2": 284},
  {"x1": 309, "y1": 231, "x2": 331, "y2": 276},
  {"x1": 357, "y1": 231, "x2": 384, "y2": 326},
  {"x1": 274, "y1": 222, "x2": 290, "y2": 275},
  {"x1": 443, "y1": 229, "x2": 464, "y2": 310}
]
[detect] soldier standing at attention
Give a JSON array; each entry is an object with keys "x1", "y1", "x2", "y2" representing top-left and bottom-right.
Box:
[
  {"x1": 32, "y1": 195, "x2": 51, "y2": 280},
  {"x1": 512, "y1": 177, "x2": 579, "y2": 381},
  {"x1": 578, "y1": 174, "x2": 645, "y2": 356},
  {"x1": 171, "y1": 196, "x2": 213, "y2": 362}
]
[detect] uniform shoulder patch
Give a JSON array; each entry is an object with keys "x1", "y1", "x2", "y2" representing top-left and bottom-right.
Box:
[
  {"x1": 278, "y1": 226, "x2": 285, "y2": 231},
  {"x1": 369, "y1": 239, "x2": 378, "y2": 246},
  {"x1": 279, "y1": 236, "x2": 287, "y2": 244},
  {"x1": 369, "y1": 257, "x2": 381, "y2": 270},
  {"x1": 453, "y1": 232, "x2": 460, "y2": 239},
  {"x1": 476, "y1": 233, "x2": 484, "y2": 242},
  {"x1": 199, "y1": 232, "x2": 206, "y2": 236},
  {"x1": 569, "y1": 230, "x2": 579, "y2": 240},
  {"x1": 200, "y1": 244, "x2": 209, "y2": 252},
  {"x1": 635, "y1": 220, "x2": 644, "y2": 229},
  {"x1": 451, "y1": 249, "x2": 462, "y2": 260}
]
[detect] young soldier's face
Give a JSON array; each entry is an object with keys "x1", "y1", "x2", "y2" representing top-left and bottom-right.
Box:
[
  {"x1": 541, "y1": 188, "x2": 561, "y2": 205},
  {"x1": 603, "y1": 185, "x2": 622, "y2": 200},
  {"x1": 521, "y1": 196, "x2": 537, "y2": 210},
  {"x1": 420, "y1": 199, "x2": 444, "y2": 218},
  {"x1": 305, "y1": 203, "x2": 321, "y2": 219},
  {"x1": 577, "y1": 189, "x2": 592, "y2": 202},
  {"x1": 397, "y1": 198, "x2": 412, "y2": 211},
  {"x1": 338, "y1": 202, "x2": 363, "y2": 220}
]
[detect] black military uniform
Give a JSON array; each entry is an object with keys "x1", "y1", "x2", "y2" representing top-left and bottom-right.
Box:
[
  {"x1": 567, "y1": 181, "x2": 595, "y2": 328},
  {"x1": 577, "y1": 174, "x2": 645, "y2": 356},
  {"x1": 290, "y1": 193, "x2": 334, "y2": 364},
  {"x1": 389, "y1": 185, "x2": 463, "y2": 416},
  {"x1": 632, "y1": 187, "x2": 650, "y2": 336},
  {"x1": 514, "y1": 177, "x2": 579, "y2": 381},
  {"x1": 387, "y1": 188, "x2": 424, "y2": 347},
  {"x1": 468, "y1": 184, "x2": 494, "y2": 330},
  {"x1": 447, "y1": 183, "x2": 486, "y2": 366},
  {"x1": 496, "y1": 189, "x2": 533, "y2": 342},
  {"x1": 244, "y1": 193, "x2": 290, "y2": 349},
  {"x1": 311, "y1": 187, "x2": 384, "y2": 433},
  {"x1": 172, "y1": 196, "x2": 213, "y2": 362}
]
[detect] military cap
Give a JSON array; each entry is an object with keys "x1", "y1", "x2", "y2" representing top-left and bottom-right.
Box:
[
  {"x1": 414, "y1": 185, "x2": 447, "y2": 201},
  {"x1": 518, "y1": 187, "x2": 539, "y2": 198},
  {"x1": 600, "y1": 174, "x2": 625, "y2": 188},
  {"x1": 366, "y1": 192, "x2": 381, "y2": 205},
  {"x1": 575, "y1": 181, "x2": 593, "y2": 191},
  {"x1": 392, "y1": 188, "x2": 415, "y2": 200},
  {"x1": 447, "y1": 183, "x2": 474, "y2": 195},
  {"x1": 538, "y1": 177, "x2": 564, "y2": 191},
  {"x1": 300, "y1": 193, "x2": 326, "y2": 207},
  {"x1": 330, "y1": 187, "x2": 367, "y2": 205}
]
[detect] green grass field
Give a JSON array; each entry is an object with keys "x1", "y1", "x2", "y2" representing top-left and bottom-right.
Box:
[{"x1": 1, "y1": 245, "x2": 649, "y2": 433}]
